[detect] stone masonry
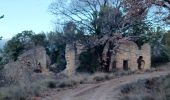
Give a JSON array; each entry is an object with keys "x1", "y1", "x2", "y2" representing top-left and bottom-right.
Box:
[
  {"x1": 64, "y1": 42, "x2": 85, "y2": 76},
  {"x1": 3, "y1": 46, "x2": 51, "y2": 85},
  {"x1": 18, "y1": 46, "x2": 50, "y2": 74},
  {"x1": 115, "y1": 41, "x2": 151, "y2": 71},
  {"x1": 64, "y1": 41, "x2": 151, "y2": 75}
]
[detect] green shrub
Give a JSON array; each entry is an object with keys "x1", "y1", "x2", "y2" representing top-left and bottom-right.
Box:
[
  {"x1": 77, "y1": 48, "x2": 101, "y2": 73},
  {"x1": 151, "y1": 47, "x2": 170, "y2": 66}
]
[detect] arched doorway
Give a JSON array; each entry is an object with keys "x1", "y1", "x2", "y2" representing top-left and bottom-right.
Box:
[{"x1": 137, "y1": 56, "x2": 145, "y2": 70}]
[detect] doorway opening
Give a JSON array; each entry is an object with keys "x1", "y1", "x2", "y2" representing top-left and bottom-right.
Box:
[
  {"x1": 123, "y1": 60, "x2": 128, "y2": 70},
  {"x1": 137, "y1": 56, "x2": 145, "y2": 70}
]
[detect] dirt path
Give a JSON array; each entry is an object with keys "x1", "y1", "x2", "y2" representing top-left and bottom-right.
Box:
[{"x1": 41, "y1": 69, "x2": 170, "y2": 100}]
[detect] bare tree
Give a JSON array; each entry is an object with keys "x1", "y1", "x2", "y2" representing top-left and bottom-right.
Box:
[
  {"x1": 158, "y1": 0, "x2": 170, "y2": 24},
  {"x1": 49, "y1": 0, "x2": 169, "y2": 71},
  {"x1": 50, "y1": 0, "x2": 152, "y2": 35}
]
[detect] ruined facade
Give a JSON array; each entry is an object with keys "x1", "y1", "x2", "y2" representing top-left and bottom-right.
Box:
[
  {"x1": 115, "y1": 41, "x2": 151, "y2": 71},
  {"x1": 64, "y1": 41, "x2": 151, "y2": 75},
  {"x1": 64, "y1": 43, "x2": 85, "y2": 76},
  {"x1": 3, "y1": 46, "x2": 51, "y2": 84},
  {"x1": 18, "y1": 46, "x2": 50, "y2": 74}
]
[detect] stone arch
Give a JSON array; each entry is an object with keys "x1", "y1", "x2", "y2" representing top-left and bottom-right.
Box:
[{"x1": 140, "y1": 43, "x2": 151, "y2": 69}]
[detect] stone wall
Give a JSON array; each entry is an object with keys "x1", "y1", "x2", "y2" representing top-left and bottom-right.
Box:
[
  {"x1": 64, "y1": 43, "x2": 85, "y2": 76},
  {"x1": 115, "y1": 41, "x2": 151, "y2": 71},
  {"x1": 64, "y1": 41, "x2": 151, "y2": 76},
  {"x1": 141, "y1": 43, "x2": 151, "y2": 69},
  {"x1": 18, "y1": 46, "x2": 50, "y2": 74},
  {"x1": 3, "y1": 46, "x2": 51, "y2": 85}
]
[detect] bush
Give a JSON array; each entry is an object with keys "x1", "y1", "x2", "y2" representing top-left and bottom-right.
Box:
[
  {"x1": 0, "y1": 82, "x2": 46, "y2": 100},
  {"x1": 92, "y1": 73, "x2": 113, "y2": 82},
  {"x1": 47, "y1": 81, "x2": 56, "y2": 88},
  {"x1": 53, "y1": 73, "x2": 114, "y2": 88},
  {"x1": 151, "y1": 48, "x2": 170, "y2": 66},
  {"x1": 119, "y1": 74, "x2": 170, "y2": 100},
  {"x1": 58, "y1": 79, "x2": 77, "y2": 88},
  {"x1": 77, "y1": 48, "x2": 101, "y2": 73}
]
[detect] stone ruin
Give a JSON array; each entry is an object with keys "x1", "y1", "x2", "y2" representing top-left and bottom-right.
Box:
[
  {"x1": 2, "y1": 46, "x2": 51, "y2": 85},
  {"x1": 64, "y1": 41, "x2": 151, "y2": 75},
  {"x1": 115, "y1": 41, "x2": 151, "y2": 71},
  {"x1": 17, "y1": 46, "x2": 50, "y2": 74},
  {"x1": 64, "y1": 42, "x2": 85, "y2": 76}
]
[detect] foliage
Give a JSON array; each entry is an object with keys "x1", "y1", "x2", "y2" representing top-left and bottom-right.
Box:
[
  {"x1": 46, "y1": 31, "x2": 66, "y2": 72},
  {"x1": 3, "y1": 30, "x2": 47, "y2": 61},
  {"x1": 3, "y1": 31, "x2": 34, "y2": 60},
  {"x1": 50, "y1": 0, "x2": 151, "y2": 35},
  {"x1": 124, "y1": 22, "x2": 152, "y2": 47},
  {"x1": 31, "y1": 32, "x2": 47, "y2": 46},
  {"x1": 150, "y1": 28, "x2": 170, "y2": 66},
  {"x1": 0, "y1": 15, "x2": 4, "y2": 19},
  {"x1": 46, "y1": 22, "x2": 86, "y2": 73},
  {"x1": 63, "y1": 21, "x2": 87, "y2": 43},
  {"x1": 77, "y1": 48, "x2": 100, "y2": 73},
  {"x1": 1, "y1": 0, "x2": 170, "y2": 74},
  {"x1": 49, "y1": 0, "x2": 156, "y2": 71},
  {"x1": 163, "y1": 31, "x2": 170, "y2": 47}
]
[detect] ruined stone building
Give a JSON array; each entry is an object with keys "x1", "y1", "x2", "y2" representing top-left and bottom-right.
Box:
[
  {"x1": 64, "y1": 41, "x2": 151, "y2": 75},
  {"x1": 115, "y1": 41, "x2": 151, "y2": 71},
  {"x1": 3, "y1": 46, "x2": 51, "y2": 84},
  {"x1": 18, "y1": 46, "x2": 50, "y2": 74},
  {"x1": 64, "y1": 43, "x2": 85, "y2": 76}
]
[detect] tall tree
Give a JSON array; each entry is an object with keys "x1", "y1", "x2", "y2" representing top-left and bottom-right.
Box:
[
  {"x1": 3, "y1": 31, "x2": 35, "y2": 60},
  {"x1": 50, "y1": 0, "x2": 170, "y2": 71},
  {"x1": 50, "y1": 0, "x2": 151, "y2": 35},
  {"x1": 50, "y1": 0, "x2": 153, "y2": 71}
]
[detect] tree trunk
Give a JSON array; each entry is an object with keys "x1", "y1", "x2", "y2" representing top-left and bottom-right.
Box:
[
  {"x1": 102, "y1": 40, "x2": 110, "y2": 72},
  {"x1": 101, "y1": 37, "x2": 120, "y2": 72}
]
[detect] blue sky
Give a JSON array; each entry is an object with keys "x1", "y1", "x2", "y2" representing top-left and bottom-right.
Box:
[{"x1": 0, "y1": 0, "x2": 55, "y2": 39}]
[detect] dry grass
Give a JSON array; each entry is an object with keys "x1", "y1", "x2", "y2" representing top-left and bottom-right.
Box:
[
  {"x1": 0, "y1": 72, "x2": 115, "y2": 100},
  {"x1": 46, "y1": 70, "x2": 134, "y2": 89},
  {"x1": 0, "y1": 80, "x2": 47, "y2": 100},
  {"x1": 0, "y1": 65, "x2": 157, "y2": 100},
  {"x1": 53, "y1": 72, "x2": 115, "y2": 88},
  {"x1": 119, "y1": 74, "x2": 170, "y2": 100}
]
